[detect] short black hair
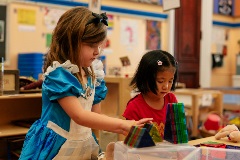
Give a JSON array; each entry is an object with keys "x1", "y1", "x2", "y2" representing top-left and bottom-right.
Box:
[{"x1": 130, "y1": 50, "x2": 178, "y2": 95}]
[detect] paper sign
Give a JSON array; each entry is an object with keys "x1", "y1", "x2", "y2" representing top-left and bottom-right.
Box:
[
  {"x1": 201, "y1": 94, "x2": 213, "y2": 106},
  {"x1": 163, "y1": 0, "x2": 180, "y2": 11},
  {"x1": 88, "y1": 0, "x2": 101, "y2": 13}
]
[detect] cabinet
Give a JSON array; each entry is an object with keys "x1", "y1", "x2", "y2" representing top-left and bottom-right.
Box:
[
  {"x1": 0, "y1": 76, "x2": 132, "y2": 156},
  {"x1": 0, "y1": 93, "x2": 42, "y2": 159},
  {"x1": 101, "y1": 76, "x2": 132, "y2": 119}
]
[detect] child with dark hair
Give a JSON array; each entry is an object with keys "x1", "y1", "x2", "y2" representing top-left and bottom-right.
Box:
[{"x1": 123, "y1": 50, "x2": 178, "y2": 139}]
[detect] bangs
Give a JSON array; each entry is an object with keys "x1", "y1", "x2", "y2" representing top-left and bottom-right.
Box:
[
  {"x1": 82, "y1": 23, "x2": 107, "y2": 44},
  {"x1": 82, "y1": 31, "x2": 107, "y2": 44}
]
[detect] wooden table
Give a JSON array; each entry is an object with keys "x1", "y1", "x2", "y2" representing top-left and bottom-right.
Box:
[{"x1": 174, "y1": 89, "x2": 223, "y2": 138}]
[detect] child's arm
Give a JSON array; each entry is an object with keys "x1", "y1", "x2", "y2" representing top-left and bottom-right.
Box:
[
  {"x1": 92, "y1": 103, "x2": 101, "y2": 114},
  {"x1": 58, "y1": 96, "x2": 152, "y2": 135},
  {"x1": 91, "y1": 103, "x2": 102, "y2": 141}
]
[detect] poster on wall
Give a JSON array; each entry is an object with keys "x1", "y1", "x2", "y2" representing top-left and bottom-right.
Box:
[
  {"x1": 0, "y1": 20, "x2": 4, "y2": 42},
  {"x1": 211, "y1": 26, "x2": 228, "y2": 56},
  {"x1": 146, "y1": 20, "x2": 161, "y2": 50},
  {"x1": 17, "y1": 8, "x2": 36, "y2": 31},
  {"x1": 120, "y1": 18, "x2": 138, "y2": 48},
  {"x1": 162, "y1": 0, "x2": 180, "y2": 11},
  {"x1": 125, "y1": 0, "x2": 162, "y2": 5},
  {"x1": 213, "y1": 0, "x2": 233, "y2": 16},
  {"x1": 104, "y1": 14, "x2": 113, "y2": 54},
  {"x1": 43, "y1": 7, "x2": 66, "y2": 30},
  {"x1": 107, "y1": 14, "x2": 113, "y2": 34},
  {"x1": 0, "y1": 5, "x2": 6, "y2": 61},
  {"x1": 46, "y1": 33, "x2": 52, "y2": 48},
  {"x1": 88, "y1": 0, "x2": 101, "y2": 13}
]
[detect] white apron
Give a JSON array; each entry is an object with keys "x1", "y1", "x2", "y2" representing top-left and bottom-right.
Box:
[{"x1": 49, "y1": 88, "x2": 99, "y2": 160}]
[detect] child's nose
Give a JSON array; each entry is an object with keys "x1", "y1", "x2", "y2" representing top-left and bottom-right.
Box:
[
  {"x1": 163, "y1": 83, "x2": 169, "y2": 89},
  {"x1": 94, "y1": 47, "x2": 101, "y2": 55}
]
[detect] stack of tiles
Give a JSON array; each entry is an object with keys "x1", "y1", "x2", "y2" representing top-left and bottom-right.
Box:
[
  {"x1": 143, "y1": 123, "x2": 162, "y2": 143},
  {"x1": 164, "y1": 103, "x2": 188, "y2": 144},
  {"x1": 124, "y1": 124, "x2": 155, "y2": 148}
]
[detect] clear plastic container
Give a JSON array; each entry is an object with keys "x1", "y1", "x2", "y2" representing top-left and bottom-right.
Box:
[
  {"x1": 184, "y1": 147, "x2": 240, "y2": 160},
  {"x1": 113, "y1": 141, "x2": 196, "y2": 160}
]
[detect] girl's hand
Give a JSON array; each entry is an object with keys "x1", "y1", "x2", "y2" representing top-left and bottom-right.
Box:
[
  {"x1": 133, "y1": 118, "x2": 153, "y2": 127},
  {"x1": 122, "y1": 118, "x2": 153, "y2": 136}
]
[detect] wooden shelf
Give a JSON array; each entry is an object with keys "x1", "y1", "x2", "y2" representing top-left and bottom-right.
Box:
[
  {"x1": 174, "y1": 88, "x2": 223, "y2": 138},
  {"x1": 0, "y1": 93, "x2": 41, "y2": 100},
  {"x1": 203, "y1": 87, "x2": 240, "y2": 111},
  {"x1": 0, "y1": 124, "x2": 29, "y2": 138},
  {"x1": 0, "y1": 93, "x2": 42, "y2": 158},
  {"x1": 0, "y1": 78, "x2": 132, "y2": 155},
  {"x1": 103, "y1": 76, "x2": 132, "y2": 119}
]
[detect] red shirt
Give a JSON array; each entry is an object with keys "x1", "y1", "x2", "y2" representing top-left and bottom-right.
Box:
[{"x1": 122, "y1": 92, "x2": 177, "y2": 138}]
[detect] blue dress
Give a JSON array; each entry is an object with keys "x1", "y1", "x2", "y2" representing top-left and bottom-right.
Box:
[{"x1": 19, "y1": 60, "x2": 107, "y2": 160}]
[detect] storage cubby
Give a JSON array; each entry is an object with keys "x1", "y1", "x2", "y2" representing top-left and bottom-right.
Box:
[
  {"x1": 0, "y1": 77, "x2": 132, "y2": 157},
  {"x1": 0, "y1": 93, "x2": 42, "y2": 159}
]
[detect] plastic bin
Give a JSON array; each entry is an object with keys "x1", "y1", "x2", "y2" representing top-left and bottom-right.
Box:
[
  {"x1": 184, "y1": 147, "x2": 240, "y2": 160},
  {"x1": 18, "y1": 52, "x2": 45, "y2": 79},
  {"x1": 113, "y1": 141, "x2": 196, "y2": 160}
]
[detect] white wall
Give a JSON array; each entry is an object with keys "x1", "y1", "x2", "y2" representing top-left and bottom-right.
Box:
[{"x1": 200, "y1": 0, "x2": 213, "y2": 88}]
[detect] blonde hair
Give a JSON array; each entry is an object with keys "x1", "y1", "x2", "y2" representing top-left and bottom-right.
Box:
[{"x1": 44, "y1": 6, "x2": 107, "y2": 84}]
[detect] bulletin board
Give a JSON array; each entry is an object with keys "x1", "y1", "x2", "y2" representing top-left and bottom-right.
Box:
[
  {"x1": 0, "y1": 5, "x2": 7, "y2": 61},
  {"x1": 6, "y1": 1, "x2": 169, "y2": 77},
  {"x1": 6, "y1": 2, "x2": 68, "y2": 69}
]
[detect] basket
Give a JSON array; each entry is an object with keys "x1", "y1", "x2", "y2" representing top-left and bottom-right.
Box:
[{"x1": 199, "y1": 111, "x2": 226, "y2": 138}]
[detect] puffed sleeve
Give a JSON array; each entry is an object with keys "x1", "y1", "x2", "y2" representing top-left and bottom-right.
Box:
[
  {"x1": 92, "y1": 59, "x2": 108, "y2": 105},
  {"x1": 42, "y1": 61, "x2": 83, "y2": 101}
]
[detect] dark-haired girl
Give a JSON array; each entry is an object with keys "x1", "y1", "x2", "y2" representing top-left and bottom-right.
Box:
[{"x1": 123, "y1": 50, "x2": 178, "y2": 139}]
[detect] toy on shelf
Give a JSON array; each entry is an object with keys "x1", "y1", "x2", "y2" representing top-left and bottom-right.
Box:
[{"x1": 215, "y1": 124, "x2": 240, "y2": 143}]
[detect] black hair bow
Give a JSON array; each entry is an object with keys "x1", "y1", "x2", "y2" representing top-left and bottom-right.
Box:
[{"x1": 86, "y1": 12, "x2": 108, "y2": 26}]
